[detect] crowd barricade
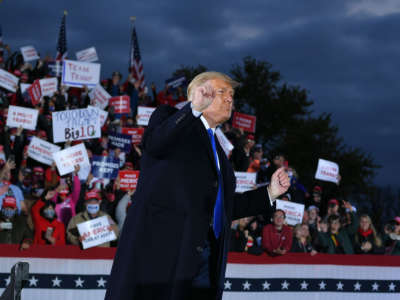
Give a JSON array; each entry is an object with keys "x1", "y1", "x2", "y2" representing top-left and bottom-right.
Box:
[{"x1": 0, "y1": 244, "x2": 399, "y2": 299}]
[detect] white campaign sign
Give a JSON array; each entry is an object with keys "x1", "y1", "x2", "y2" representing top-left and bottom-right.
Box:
[
  {"x1": 276, "y1": 200, "x2": 305, "y2": 226},
  {"x1": 0, "y1": 69, "x2": 19, "y2": 92},
  {"x1": 6, "y1": 105, "x2": 38, "y2": 130},
  {"x1": 76, "y1": 47, "x2": 98, "y2": 62},
  {"x1": 52, "y1": 107, "x2": 101, "y2": 143},
  {"x1": 62, "y1": 59, "x2": 101, "y2": 88},
  {"x1": 315, "y1": 158, "x2": 339, "y2": 184},
  {"x1": 137, "y1": 106, "x2": 156, "y2": 126},
  {"x1": 216, "y1": 128, "x2": 234, "y2": 156},
  {"x1": 20, "y1": 45, "x2": 40, "y2": 62},
  {"x1": 77, "y1": 216, "x2": 116, "y2": 249},
  {"x1": 88, "y1": 105, "x2": 108, "y2": 127},
  {"x1": 89, "y1": 84, "x2": 111, "y2": 109},
  {"x1": 53, "y1": 143, "x2": 90, "y2": 176},
  {"x1": 235, "y1": 172, "x2": 257, "y2": 193},
  {"x1": 27, "y1": 136, "x2": 61, "y2": 165},
  {"x1": 39, "y1": 78, "x2": 58, "y2": 96},
  {"x1": 20, "y1": 83, "x2": 31, "y2": 94}
]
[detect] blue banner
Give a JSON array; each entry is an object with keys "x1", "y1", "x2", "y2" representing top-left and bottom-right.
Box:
[
  {"x1": 108, "y1": 132, "x2": 132, "y2": 153},
  {"x1": 91, "y1": 156, "x2": 120, "y2": 179}
]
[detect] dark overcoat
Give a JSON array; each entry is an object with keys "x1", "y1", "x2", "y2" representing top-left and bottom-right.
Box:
[{"x1": 105, "y1": 103, "x2": 273, "y2": 300}]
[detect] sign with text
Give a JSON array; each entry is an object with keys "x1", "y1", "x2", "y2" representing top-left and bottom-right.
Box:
[
  {"x1": 62, "y1": 59, "x2": 101, "y2": 88},
  {"x1": 137, "y1": 106, "x2": 156, "y2": 126},
  {"x1": 89, "y1": 84, "x2": 111, "y2": 109},
  {"x1": 108, "y1": 132, "x2": 132, "y2": 153},
  {"x1": 87, "y1": 105, "x2": 108, "y2": 127},
  {"x1": 166, "y1": 76, "x2": 186, "y2": 88},
  {"x1": 0, "y1": 69, "x2": 19, "y2": 92},
  {"x1": 216, "y1": 128, "x2": 234, "y2": 156},
  {"x1": 53, "y1": 143, "x2": 90, "y2": 176},
  {"x1": 27, "y1": 136, "x2": 61, "y2": 166},
  {"x1": 27, "y1": 79, "x2": 42, "y2": 106},
  {"x1": 52, "y1": 107, "x2": 101, "y2": 143},
  {"x1": 121, "y1": 127, "x2": 144, "y2": 145},
  {"x1": 77, "y1": 216, "x2": 116, "y2": 249},
  {"x1": 39, "y1": 77, "x2": 58, "y2": 97},
  {"x1": 234, "y1": 172, "x2": 257, "y2": 193},
  {"x1": 109, "y1": 95, "x2": 130, "y2": 114},
  {"x1": 119, "y1": 170, "x2": 140, "y2": 191},
  {"x1": 315, "y1": 158, "x2": 339, "y2": 184},
  {"x1": 6, "y1": 105, "x2": 38, "y2": 130},
  {"x1": 20, "y1": 83, "x2": 31, "y2": 94},
  {"x1": 276, "y1": 200, "x2": 305, "y2": 226},
  {"x1": 91, "y1": 155, "x2": 120, "y2": 180},
  {"x1": 76, "y1": 47, "x2": 98, "y2": 62},
  {"x1": 20, "y1": 45, "x2": 40, "y2": 62},
  {"x1": 232, "y1": 112, "x2": 256, "y2": 133}
]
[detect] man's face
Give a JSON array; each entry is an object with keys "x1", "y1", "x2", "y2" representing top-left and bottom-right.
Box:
[
  {"x1": 273, "y1": 155, "x2": 284, "y2": 167},
  {"x1": 202, "y1": 78, "x2": 234, "y2": 126},
  {"x1": 273, "y1": 211, "x2": 285, "y2": 227},
  {"x1": 330, "y1": 219, "x2": 341, "y2": 233}
]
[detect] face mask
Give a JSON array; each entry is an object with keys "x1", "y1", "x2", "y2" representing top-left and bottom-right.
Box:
[
  {"x1": 43, "y1": 209, "x2": 55, "y2": 219},
  {"x1": 87, "y1": 204, "x2": 100, "y2": 215},
  {"x1": 2, "y1": 208, "x2": 16, "y2": 219},
  {"x1": 10, "y1": 135, "x2": 15, "y2": 142}
]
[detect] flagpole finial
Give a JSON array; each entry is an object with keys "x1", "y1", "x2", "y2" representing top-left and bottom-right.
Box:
[
  {"x1": 64, "y1": 10, "x2": 68, "y2": 16},
  {"x1": 130, "y1": 16, "x2": 136, "y2": 22}
]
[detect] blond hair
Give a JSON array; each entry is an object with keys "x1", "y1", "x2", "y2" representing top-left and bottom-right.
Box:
[
  {"x1": 356, "y1": 214, "x2": 382, "y2": 247},
  {"x1": 187, "y1": 71, "x2": 240, "y2": 102}
]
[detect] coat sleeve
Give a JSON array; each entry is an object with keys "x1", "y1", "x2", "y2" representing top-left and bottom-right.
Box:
[
  {"x1": 262, "y1": 225, "x2": 274, "y2": 254},
  {"x1": 232, "y1": 186, "x2": 273, "y2": 220},
  {"x1": 142, "y1": 103, "x2": 199, "y2": 157}
]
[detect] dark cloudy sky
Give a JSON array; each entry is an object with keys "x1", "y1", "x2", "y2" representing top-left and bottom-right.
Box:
[{"x1": 1, "y1": 0, "x2": 399, "y2": 186}]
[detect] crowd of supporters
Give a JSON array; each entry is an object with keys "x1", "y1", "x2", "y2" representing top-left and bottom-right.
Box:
[{"x1": 0, "y1": 41, "x2": 399, "y2": 256}]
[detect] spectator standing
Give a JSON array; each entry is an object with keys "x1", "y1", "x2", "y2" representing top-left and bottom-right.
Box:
[
  {"x1": 290, "y1": 224, "x2": 317, "y2": 255},
  {"x1": 354, "y1": 214, "x2": 384, "y2": 254},
  {"x1": 262, "y1": 209, "x2": 293, "y2": 256}
]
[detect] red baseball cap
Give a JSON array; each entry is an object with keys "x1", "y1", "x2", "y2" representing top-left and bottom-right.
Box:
[
  {"x1": 313, "y1": 186, "x2": 322, "y2": 193},
  {"x1": 85, "y1": 189, "x2": 101, "y2": 201},
  {"x1": 328, "y1": 198, "x2": 339, "y2": 206},
  {"x1": 33, "y1": 166, "x2": 44, "y2": 175},
  {"x1": 2, "y1": 196, "x2": 16, "y2": 209}
]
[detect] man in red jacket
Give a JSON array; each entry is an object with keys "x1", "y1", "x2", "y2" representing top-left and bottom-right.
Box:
[{"x1": 262, "y1": 209, "x2": 293, "y2": 256}]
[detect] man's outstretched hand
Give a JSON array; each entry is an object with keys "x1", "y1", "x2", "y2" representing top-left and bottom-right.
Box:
[{"x1": 268, "y1": 167, "x2": 290, "y2": 200}]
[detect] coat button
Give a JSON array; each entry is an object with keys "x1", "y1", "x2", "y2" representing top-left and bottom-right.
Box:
[{"x1": 196, "y1": 246, "x2": 204, "y2": 253}]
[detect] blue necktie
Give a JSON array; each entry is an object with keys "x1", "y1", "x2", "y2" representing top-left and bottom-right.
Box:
[{"x1": 207, "y1": 129, "x2": 223, "y2": 238}]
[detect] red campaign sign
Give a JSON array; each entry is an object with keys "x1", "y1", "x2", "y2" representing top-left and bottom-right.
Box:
[
  {"x1": 119, "y1": 170, "x2": 139, "y2": 191},
  {"x1": 27, "y1": 80, "x2": 42, "y2": 106},
  {"x1": 109, "y1": 95, "x2": 131, "y2": 114},
  {"x1": 232, "y1": 112, "x2": 256, "y2": 133},
  {"x1": 121, "y1": 127, "x2": 144, "y2": 145}
]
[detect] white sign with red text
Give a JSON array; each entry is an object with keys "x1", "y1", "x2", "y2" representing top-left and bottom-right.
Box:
[
  {"x1": 20, "y1": 45, "x2": 40, "y2": 62},
  {"x1": 137, "y1": 106, "x2": 156, "y2": 126},
  {"x1": 89, "y1": 84, "x2": 111, "y2": 109},
  {"x1": 77, "y1": 216, "x2": 116, "y2": 249},
  {"x1": 216, "y1": 128, "x2": 234, "y2": 156},
  {"x1": 53, "y1": 143, "x2": 90, "y2": 176},
  {"x1": 6, "y1": 105, "x2": 38, "y2": 130},
  {"x1": 76, "y1": 47, "x2": 99, "y2": 63},
  {"x1": 62, "y1": 59, "x2": 101, "y2": 88},
  {"x1": 315, "y1": 158, "x2": 339, "y2": 184},
  {"x1": 88, "y1": 105, "x2": 108, "y2": 127},
  {"x1": 39, "y1": 77, "x2": 58, "y2": 96},
  {"x1": 276, "y1": 200, "x2": 305, "y2": 226},
  {"x1": 0, "y1": 69, "x2": 19, "y2": 92},
  {"x1": 234, "y1": 172, "x2": 257, "y2": 193},
  {"x1": 27, "y1": 136, "x2": 61, "y2": 166}
]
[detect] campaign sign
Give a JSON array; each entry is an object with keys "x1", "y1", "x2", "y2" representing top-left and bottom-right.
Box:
[
  {"x1": 166, "y1": 76, "x2": 186, "y2": 89},
  {"x1": 6, "y1": 105, "x2": 38, "y2": 130},
  {"x1": 27, "y1": 136, "x2": 61, "y2": 166},
  {"x1": 89, "y1": 84, "x2": 111, "y2": 109},
  {"x1": 52, "y1": 107, "x2": 101, "y2": 143},
  {"x1": 137, "y1": 106, "x2": 156, "y2": 126},
  {"x1": 216, "y1": 128, "x2": 234, "y2": 156},
  {"x1": 0, "y1": 69, "x2": 19, "y2": 92},
  {"x1": 39, "y1": 77, "x2": 58, "y2": 97},
  {"x1": 232, "y1": 112, "x2": 256, "y2": 133},
  {"x1": 315, "y1": 158, "x2": 339, "y2": 184},
  {"x1": 119, "y1": 170, "x2": 140, "y2": 191},
  {"x1": 276, "y1": 200, "x2": 305, "y2": 226},
  {"x1": 27, "y1": 80, "x2": 42, "y2": 106},
  {"x1": 20, "y1": 45, "x2": 40, "y2": 62},
  {"x1": 121, "y1": 127, "x2": 144, "y2": 145},
  {"x1": 47, "y1": 61, "x2": 63, "y2": 77},
  {"x1": 109, "y1": 95, "x2": 131, "y2": 114},
  {"x1": 53, "y1": 143, "x2": 90, "y2": 176},
  {"x1": 108, "y1": 132, "x2": 132, "y2": 153},
  {"x1": 76, "y1": 47, "x2": 98, "y2": 62},
  {"x1": 87, "y1": 105, "x2": 108, "y2": 127},
  {"x1": 234, "y1": 172, "x2": 257, "y2": 193},
  {"x1": 62, "y1": 59, "x2": 101, "y2": 88},
  {"x1": 20, "y1": 83, "x2": 31, "y2": 94},
  {"x1": 77, "y1": 216, "x2": 116, "y2": 249},
  {"x1": 91, "y1": 155, "x2": 120, "y2": 179}
]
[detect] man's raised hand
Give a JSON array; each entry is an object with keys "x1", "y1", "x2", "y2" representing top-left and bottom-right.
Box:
[
  {"x1": 268, "y1": 167, "x2": 290, "y2": 200},
  {"x1": 191, "y1": 82, "x2": 216, "y2": 112}
]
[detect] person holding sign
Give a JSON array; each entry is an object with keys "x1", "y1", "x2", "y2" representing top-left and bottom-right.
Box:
[{"x1": 106, "y1": 72, "x2": 290, "y2": 300}]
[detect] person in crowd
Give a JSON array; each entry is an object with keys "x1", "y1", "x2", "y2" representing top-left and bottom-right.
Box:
[
  {"x1": 230, "y1": 217, "x2": 262, "y2": 255},
  {"x1": 262, "y1": 209, "x2": 293, "y2": 256},
  {"x1": 107, "y1": 71, "x2": 124, "y2": 96},
  {"x1": 115, "y1": 189, "x2": 135, "y2": 231},
  {"x1": 354, "y1": 214, "x2": 384, "y2": 254},
  {"x1": 0, "y1": 159, "x2": 25, "y2": 214},
  {"x1": 247, "y1": 144, "x2": 263, "y2": 173},
  {"x1": 307, "y1": 205, "x2": 320, "y2": 230},
  {"x1": 67, "y1": 189, "x2": 119, "y2": 247},
  {"x1": 317, "y1": 201, "x2": 357, "y2": 254},
  {"x1": 264, "y1": 153, "x2": 286, "y2": 182},
  {"x1": 0, "y1": 195, "x2": 32, "y2": 249},
  {"x1": 230, "y1": 133, "x2": 254, "y2": 171},
  {"x1": 324, "y1": 198, "x2": 340, "y2": 219},
  {"x1": 290, "y1": 223, "x2": 317, "y2": 255},
  {"x1": 383, "y1": 217, "x2": 400, "y2": 255},
  {"x1": 306, "y1": 185, "x2": 323, "y2": 210}
]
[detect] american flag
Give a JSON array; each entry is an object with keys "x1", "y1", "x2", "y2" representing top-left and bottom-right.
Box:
[
  {"x1": 129, "y1": 22, "x2": 146, "y2": 91},
  {"x1": 55, "y1": 13, "x2": 67, "y2": 61}
]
